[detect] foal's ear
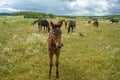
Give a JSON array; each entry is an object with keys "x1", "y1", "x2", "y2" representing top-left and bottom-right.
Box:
[
  {"x1": 50, "y1": 22, "x2": 55, "y2": 29},
  {"x1": 58, "y1": 21, "x2": 62, "y2": 28}
]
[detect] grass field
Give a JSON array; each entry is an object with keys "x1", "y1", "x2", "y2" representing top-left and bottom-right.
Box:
[{"x1": 0, "y1": 16, "x2": 120, "y2": 80}]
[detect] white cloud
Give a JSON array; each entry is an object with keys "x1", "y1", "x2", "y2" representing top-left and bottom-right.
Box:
[
  {"x1": 0, "y1": 0, "x2": 120, "y2": 15},
  {"x1": 0, "y1": 0, "x2": 13, "y2": 7},
  {"x1": 0, "y1": 8, "x2": 18, "y2": 13},
  {"x1": 63, "y1": 0, "x2": 109, "y2": 15}
]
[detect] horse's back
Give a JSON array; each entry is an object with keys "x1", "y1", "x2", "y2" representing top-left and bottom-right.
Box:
[
  {"x1": 69, "y1": 20, "x2": 76, "y2": 27},
  {"x1": 38, "y1": 20, "x2": 49, "y2": 28}
]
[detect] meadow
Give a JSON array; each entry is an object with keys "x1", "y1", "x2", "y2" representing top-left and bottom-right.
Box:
[{"x1": 0, "y1": 16, "x2": 120, "y2": 80}]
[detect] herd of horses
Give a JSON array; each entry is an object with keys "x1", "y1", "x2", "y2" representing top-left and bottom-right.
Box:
[
  {"x1": 110, "y1": 19, "x2": 119, "y2": 23},
  {"x1": 32, "y1": 19, "x2": 119, "y2": 33},
  {"x1": 88, "y1": 19, "x2": 119, "y2": 27},
  {"x1": 32, "y1": 19, "x2": 76, "y2": 33},
  {"x1": 32, "y1": 18, "x2": 119, "y2": 79}
]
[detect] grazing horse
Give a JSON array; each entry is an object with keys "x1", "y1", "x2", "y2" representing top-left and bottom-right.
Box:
[
  {"x1": 93, "y1": 20, "x2": 99, "y2": 27},
  {"x1": 47, "y1": 21, "x2": 63, "y2": 79},
  {"x1": 32, "y1": 19, "x2": 50, "y2": 32},
  {"x1": 68, "y1": 20, "x2": 76, "y2": 33},
  {"x1": 110, "y1": 19, "x2": 119, "y2": 23}
]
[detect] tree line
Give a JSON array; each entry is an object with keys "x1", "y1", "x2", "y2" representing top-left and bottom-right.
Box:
[
  {"x1": 88, "y1": 15, "x2": 120, "y2": 20},
  {"x1": 0, "y1": 11, "x2": 120, "y2": 20},
  {"x1": 12, "y1": 11, "x2": 55, "y2": 19}
]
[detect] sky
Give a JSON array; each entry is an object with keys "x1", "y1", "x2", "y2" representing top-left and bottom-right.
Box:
[{"x1": 0, "y1": 0, "x2": 120, "y2": 16}]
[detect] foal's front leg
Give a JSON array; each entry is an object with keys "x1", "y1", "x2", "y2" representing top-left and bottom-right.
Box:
[
  {"x1": 56, "y1": 53, "x2": 60, "y2": 78},
  {"x1": 49, "y1": 53, "x2": 53, "y2": 79}
]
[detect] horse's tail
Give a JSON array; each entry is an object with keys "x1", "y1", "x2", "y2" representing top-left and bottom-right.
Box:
[{"x1": 31, "y1": 20, "x2": 39, "y2": 25}]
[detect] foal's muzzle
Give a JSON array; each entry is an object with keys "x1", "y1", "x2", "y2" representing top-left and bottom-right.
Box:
[{"x1": 56, "y1": 43, "x2": 63, "y2": 49}]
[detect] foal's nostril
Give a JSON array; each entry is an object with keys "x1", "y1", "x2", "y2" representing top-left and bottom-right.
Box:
[{"x1": 57, "y1": 45, "x2": 61, "y2": 48}]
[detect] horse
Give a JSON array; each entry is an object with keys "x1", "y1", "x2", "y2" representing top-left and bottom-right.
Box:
[
  {"x1": 93, "y1": 20, "x2": 99, "y2": 27},
  {"x1": 110, "y1": 19, "x2": 119, "y2": 23},
  {"x1": 47, "y1": 20, "x2": 63, "y2": 79},
  {"x1": 32, "y1": 19, "x2": 50, "y2": 33},
  {"x1": 68, "y1": 20, "x2": 76, "y2": 33}
]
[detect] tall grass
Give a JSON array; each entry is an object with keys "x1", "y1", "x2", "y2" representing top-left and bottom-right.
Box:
[{"x1": 0, "y1": 16, "x2": 120, "y2": 80}]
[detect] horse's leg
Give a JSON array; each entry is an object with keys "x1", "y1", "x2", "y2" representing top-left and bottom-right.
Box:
[
  {"x1": 56, "y1": 53, "x2": 60, "y2": 78},
  {"x1": 49, "y1": 53, "x2": 53, "y2": 79},
  {"x1": 38, "y1": 25, "x2": 42, "y2": 32},
  {"x1": 45, "y1": 26, "x2": 47, "y2": 33},
  {"x1": 48, "y1": 27, "x2": 50, "y2": 33},
  {"x1": 68, "y1": 26, "x2": 70, "y2": 33},
  {"x1": 38, "y1": 25, "x2": 40, "y2": 32},
  {"x1": 45, "y1": 26, "x2": 46, "y2": 33},
  {"x1": 72, "y1": 26, "x2": 73, "y2": 32},
  {"x1": 43, "y1": 26, "x2": 45, "y2": 32},
  {"x1": 65, "y1": 23, "x2": 67, "y2": 29},
  {"x1": 47, "y1": 27, "x2": 49, "y2": 33}
]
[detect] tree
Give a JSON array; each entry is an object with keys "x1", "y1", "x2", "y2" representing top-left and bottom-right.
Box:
[{"x1": 48, "y1": 13, "x2": 54, "y2": 18}]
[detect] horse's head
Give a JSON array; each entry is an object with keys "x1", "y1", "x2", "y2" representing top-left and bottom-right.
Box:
[{"x1": 50, "y1": 21, "x2": 63, "y2": 48}]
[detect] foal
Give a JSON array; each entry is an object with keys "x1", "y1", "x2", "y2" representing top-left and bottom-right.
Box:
[{"x1": 47, "y1": 21, "x2": 63, "y2": 79}]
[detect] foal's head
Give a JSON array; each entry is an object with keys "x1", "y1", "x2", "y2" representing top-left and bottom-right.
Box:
[{"x1": 50, "y1": 21, "x2": 63, "y2": 48}]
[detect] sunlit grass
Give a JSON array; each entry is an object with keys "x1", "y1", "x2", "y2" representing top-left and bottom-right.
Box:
[{"x1": 0, "y1": 16, "x2": 120, "y2": 80}]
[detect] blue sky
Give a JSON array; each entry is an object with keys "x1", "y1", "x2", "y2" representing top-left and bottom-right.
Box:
[{"x1": 0, "y1": 0, "x2": 120, "y2": 16}]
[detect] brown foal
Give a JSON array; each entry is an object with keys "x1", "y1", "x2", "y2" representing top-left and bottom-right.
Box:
[{"x1": 47, "y1": 21, "x2": 63, "y2": 79}]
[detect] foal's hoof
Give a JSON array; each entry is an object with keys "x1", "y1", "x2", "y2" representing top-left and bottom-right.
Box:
[
  {"x1": 48, "y1": 75, "x2": 51, "y2": 79},
  {"x1": 56, "y1": 75, "x2": 59, "y2": 78}
]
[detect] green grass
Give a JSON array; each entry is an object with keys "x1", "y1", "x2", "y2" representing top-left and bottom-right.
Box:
[{"x1": 0, "y1": 16, "x2": 120, "y2": 80}]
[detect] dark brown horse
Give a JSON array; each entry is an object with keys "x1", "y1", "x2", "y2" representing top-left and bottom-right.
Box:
[
  {"x1": 47, "y1": 21, "x2": 63, "y2": 79},
  {"x1": 68, "y1": 20, "x2": 76, "y2": 33},
  {"x1": 32, "y1": 19, "x2": 50, "y2": 32},
  {"x1": 93, "y1": 20, "x2": 99, "y2": 27},
  {"x1": 110, "y1": 19, "x2": 119, "y2": 23}
]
